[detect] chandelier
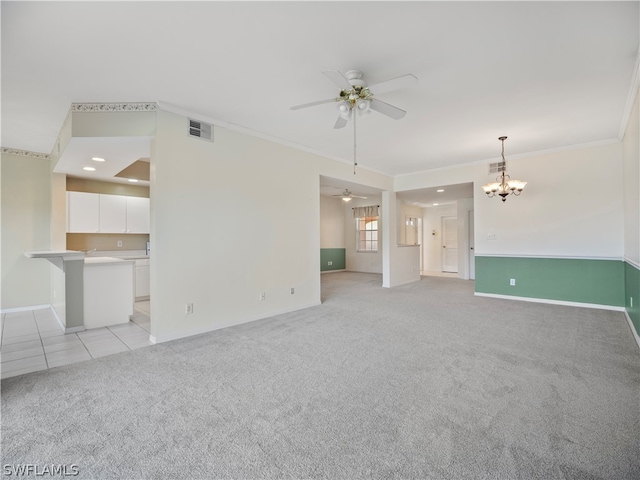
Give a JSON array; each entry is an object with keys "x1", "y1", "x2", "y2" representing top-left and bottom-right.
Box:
[{"x1": 482, "y1": 136, "x2": 527, "y2": 202}]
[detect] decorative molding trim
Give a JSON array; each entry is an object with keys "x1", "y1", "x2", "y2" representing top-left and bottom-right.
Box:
[
  {"x1": 71, "y1": 102, "x2": 158, "y2": 113},
  {"x1": 395, "y1": 138, "x2": 620, "y2": 179},
  {"x1": 157, "y1": 100, "x2": 391, "y2": 177},
  {"x1": 474, "y1": 292, "x2": 625, "y2": 312},
  {"x1": 624, "y1": 257, "x2": 640, "y2": 269},
  {"x1": 618, "y1": 46, "x2": 640, "y2": 140},
  {"x1": 623, "y1": 310, "x2": 640, "y2": 350},
  {"x1": 0, "y1": 304, "x2": 51, "y2": 314},
  {"x1": 0, "y1": 147, "x2": 50, "y2": 160},
  {"x1": 150, "y1": 300, "x2": 321, "y2": 344},
  {"x1": 474, "y1": 254, "x2": 623, "y2": 262}
]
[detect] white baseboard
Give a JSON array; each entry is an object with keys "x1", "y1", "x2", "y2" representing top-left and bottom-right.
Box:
[
  {"x1": 1, "y1": 304, "x2": 85, "y2": 334},
  {"x1": 150, "y1": 301, "x2": 322, "y2": 344},
  {"x1": 321, "y1": 269, "x2": 346, "y2": 274},
  {"x1": 474, "y1": 292, "x2": 626, "y2": 312},
  {"x1": 624, "y1": 310, "x2": 640, "y2": 350},
  {"x1": 0, "y1": 304, "x2": 50, "y2": 314}
]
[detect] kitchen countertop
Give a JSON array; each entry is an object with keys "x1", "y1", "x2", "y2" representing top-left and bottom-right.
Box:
[
  {"x1": 86, "y1": 250, "x2": 149, "y2": 260},
  {"x1": 84, "y1": 256, "x2": 135, "y2": 265}
]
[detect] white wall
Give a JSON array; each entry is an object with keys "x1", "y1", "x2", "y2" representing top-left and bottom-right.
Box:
[
  {"x1": 397, "y1": 141, "x2": 624, "y2": 260},
  {"x1": 151, "y1": 111, "x2": 319, "y2": 341},
  {"x1": 320, "y1": 196, "x2": 344, "y2": 248},
  {"x1": 344, "y1": 195, "x2": 383, "y2": 273},
  {"x1": 623, "y1": 86, "x2": 640, "y2": 266},
  {"x1": 1, "y1": 153, "x2": 52, "y2": 308},
  {"x1": 475, "y1": 142, "x2": 623, "y2": 258}
]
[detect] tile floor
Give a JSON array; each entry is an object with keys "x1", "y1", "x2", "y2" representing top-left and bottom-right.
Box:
[{"x1": 1, "y1": 301, "x2": 152, "y2": 379}]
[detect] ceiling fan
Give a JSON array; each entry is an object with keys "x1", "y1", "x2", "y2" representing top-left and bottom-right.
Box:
[
  {"x1": 291, "y1": 69, "x2": 418, "y2": 129},
  {"x1": 333, "y1": 189, "x2": 367, "y2": 202}
]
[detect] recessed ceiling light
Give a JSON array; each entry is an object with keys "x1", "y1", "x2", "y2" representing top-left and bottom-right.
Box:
[
  {"x1": 436, "y1": 189, "x2": 444, "y2": 193},
  {"x1": 91, "y1": 157, "x2": 105, "y2": 162},
  {"x1": 128, "y1": 179, "x2": 139, "y2": 183},
  {"x1": 83, "y1": 166, "x2": 96, "y2": 171}
]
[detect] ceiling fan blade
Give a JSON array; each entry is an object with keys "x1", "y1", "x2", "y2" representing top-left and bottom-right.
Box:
[
  {"x1": 333, "y1": 114, "x2": 348, "y2": 129},
  {"x1": 290, "y1": 98, "x2": 337, "y2": 110},
  {"x1": 352, "y1": 195, "x2": 368, "y2": 199},
  {"x1": 368, "y1": 74, "x2": 418, "y2": 95},
  {"x1": 323, "y1": 70, "x2": 353, "y2": 90},
  {"x1": 370, "y1": 98, "x2": 406, "y2": 120}
]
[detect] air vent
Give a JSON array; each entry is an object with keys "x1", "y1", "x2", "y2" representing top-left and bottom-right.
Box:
[
  {"x1": 188, "y1": 119, "x2": 213, "y2": 142},
  {"x1": 488, "y1": 161, "x2": 506, "y2": 174}
]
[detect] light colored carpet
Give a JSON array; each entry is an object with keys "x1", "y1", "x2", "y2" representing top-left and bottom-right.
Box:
[{"x1": 2, "y1": 272, "x2": 639, "y2": 479}]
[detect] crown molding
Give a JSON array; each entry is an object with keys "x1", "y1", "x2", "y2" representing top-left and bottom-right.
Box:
[
  {"x1": 0, "y1": 147, "x2": 50, "y2": 160},
  {"x1": 71, "y1": 102, "x2": 158, "y2": 113},
  {"x1": 618, "y1": 46, "x2": 640, "y2": 140}
]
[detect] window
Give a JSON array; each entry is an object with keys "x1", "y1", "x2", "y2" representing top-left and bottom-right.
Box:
[{"x1": 357, "y1": 216, "x2": 378, "y2": 252}]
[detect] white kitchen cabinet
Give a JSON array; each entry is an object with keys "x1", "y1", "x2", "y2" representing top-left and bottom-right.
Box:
[
  {"x1": 134, "y1": 258, "x2": 150, "y2": 300},
  {"x1": 126, "y1": 197, "x2": 150, "y2": 234},
  {"x1": 99, "y1": 194, "x2": 127, "y2": 233},
  {"x1": 67, "y1": 192, "x2": 100, "y2": 233},
  {"x1": 67, "y1": 192, "x2": 150, "y2": 234}
]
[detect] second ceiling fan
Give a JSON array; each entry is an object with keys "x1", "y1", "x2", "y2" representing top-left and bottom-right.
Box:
[{"x1": 291, "y1": 69, "x2": 418, "y2": 129}]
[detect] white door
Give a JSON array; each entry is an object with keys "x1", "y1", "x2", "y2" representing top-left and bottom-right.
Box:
[
  {"x1": 468, "y1": 210, "x2": 475, "y2": 280},
  {"x1": 442, "y1": 216, "x2": 458, "y2": 273}
]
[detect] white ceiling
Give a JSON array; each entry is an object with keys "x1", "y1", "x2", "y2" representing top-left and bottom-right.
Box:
[{"x1": 2, "y1": 1, "x2": 638, "y2": 195}]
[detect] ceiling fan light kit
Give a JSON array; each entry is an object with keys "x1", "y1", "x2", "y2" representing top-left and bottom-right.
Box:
[
  {"x1": 291, "y1": 69, "x2": 417, "y2": 174},
  {"x1": 482, "y1": 136, "x2": 528, "y2": 202},
  {"x1": 333, "y1": 189, "x2": 367, "y2": 202}
]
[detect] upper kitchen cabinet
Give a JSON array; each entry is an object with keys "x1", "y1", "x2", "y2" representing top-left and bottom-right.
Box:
[
  {"x1": 67, "y1": 191, "x2": 100, "y2": 233},
  {"x1": 126, "y1": 197, "x2": 150, "y2": 233},
  {"x1": 99, "y1": 194, "x2": 127, "y2": 233},
  {"x1": 67, "y1": 192, "x2": 150, "y2": 234}
]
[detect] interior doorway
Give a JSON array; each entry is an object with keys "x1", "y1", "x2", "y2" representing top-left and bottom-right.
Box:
[
  {"x1": 468, "y1": 210, "x2": 475, "y2": 280},
  {"x1": 442, "y1": 216, "x2": 458, "y2": 273}
]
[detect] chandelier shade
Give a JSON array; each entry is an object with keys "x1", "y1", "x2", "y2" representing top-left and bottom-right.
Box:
[{"x1": 482, "y1": 136, "x2": 527, "y2": 202}]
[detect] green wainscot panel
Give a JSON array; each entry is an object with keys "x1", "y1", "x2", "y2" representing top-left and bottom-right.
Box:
[
  {"x1": 321, "y1": 248, "x2": 346, "y2": 272},
  {"x1": 475, "y1": 256, "x2": 624, "y2": 307},
  {"x1": 625, "y1": 262, "x2": 640, "y2": 336}
]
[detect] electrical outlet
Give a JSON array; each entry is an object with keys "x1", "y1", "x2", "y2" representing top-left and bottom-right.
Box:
[
  {"x1": 260, "y1": 292, "x2": 266, "y2": 301},
  {"x1": 487, "y1": 233, "x2": 496, "y2": 240},
  {"x1": 328, "y1": 261, "x2": 333, "y2": 266},
  {"x1": 290, "y1": 287, "x2": 295, "y2": 294},
  {"x1": 510, "y1": 278, "x2": 516, "y2": 286},
  {"x1": 185, "y1": 303, "x2": 193, "y2": 315},
  {"x1": 117, "y1": 240, "x2": 123, "y2": 247},
  {"x1": 631, "y1": 297, "x2": 634, "y2": 308}
]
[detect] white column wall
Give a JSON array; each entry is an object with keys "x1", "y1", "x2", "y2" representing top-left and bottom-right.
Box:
[{"x1": 150, "y1": 109, "x2": 394, "y2": 342}]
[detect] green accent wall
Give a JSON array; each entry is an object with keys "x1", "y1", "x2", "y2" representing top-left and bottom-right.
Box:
[
  {"x1": 625, "y1": 262, "x2": 640, "y2": 336},
  {"x1": 321, "y1": 248, "x2": 346, "y2": 272},
  {"x1": 475, "y1": 256, "x2": 624, "y2": 307}
]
